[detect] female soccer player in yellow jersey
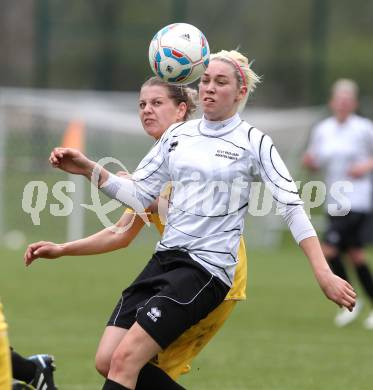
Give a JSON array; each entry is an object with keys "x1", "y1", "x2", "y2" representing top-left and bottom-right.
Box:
[
  {"x1": 0, "y1": 302, "x2": 11, "y2": 390},
  {"x1": 25, "y1": 74, "x2": 248, "y2": 388}
]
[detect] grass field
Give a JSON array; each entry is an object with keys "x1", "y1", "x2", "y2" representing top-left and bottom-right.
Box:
[{"x1": 1, "y1": 238, "x2": 373, "y2": 390}]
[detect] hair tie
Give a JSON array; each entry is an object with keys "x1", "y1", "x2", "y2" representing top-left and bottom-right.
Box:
[{"x1": 229, "y1": 58, "x2": 247, "y2": 87}]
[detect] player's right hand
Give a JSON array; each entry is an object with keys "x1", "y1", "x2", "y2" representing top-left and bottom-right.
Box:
[
  {"x1": 24, "y1": 241, "x2": 64, "y2": 266},
  {"x1": 49, "y1": 147, "x2": 94, "y2": 177}
]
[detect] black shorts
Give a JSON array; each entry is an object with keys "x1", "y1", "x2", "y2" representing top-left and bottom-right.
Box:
[
  {"x1": 323, "y1": 211, "x2": 370, "y2": 251},
  {"x1": 107, "y1": 250, "x2": 229, "y2": 349}
]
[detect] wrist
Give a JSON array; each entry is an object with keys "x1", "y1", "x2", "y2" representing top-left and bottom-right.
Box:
[
  {"x1": 58, "y1": 243, "x2": 68, "y2": 257},
  {"x1": 84, "y1": 161, "x2": 98, "y2": 181},
  {"x1": 314, "y1": 266, "x2": 333, "y2": 283}
]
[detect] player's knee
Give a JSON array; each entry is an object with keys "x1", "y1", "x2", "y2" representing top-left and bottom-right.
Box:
[
  {"x1": 95, "y1": 351, "x2": 111, "y2": 377},
  {"x1": 322, "y1": 243, "x2": 338, "y2": 259},
  {"x1": 109, "y1": 347, "x2": 139, "y2": 378},
  {"x1": 348, "y1": 249, "x2": 365, "y2": 265}
]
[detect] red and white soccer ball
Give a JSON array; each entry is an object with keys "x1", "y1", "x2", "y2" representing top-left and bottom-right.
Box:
[{"x1": 148, "y1": 23, "x2": 210, "y2": 85}]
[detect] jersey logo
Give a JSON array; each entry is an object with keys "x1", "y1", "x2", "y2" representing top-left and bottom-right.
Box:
[
  {"x1": 168, "y1": 141, "x2": 179, "y2": 152},
  {"x1": 147, "y1": 307, "x2": 162, "y2": 322},
  {"x1": 215, "y1": 149, "x2": 239, "y2": 161}
]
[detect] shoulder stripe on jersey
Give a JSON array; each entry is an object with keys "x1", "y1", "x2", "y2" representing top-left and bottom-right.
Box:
[
  {"x1": 169, "y1": 121, "x2": 186, "y2": 134},
  {"x1": 135, "y1": 139, "x2": 163, "y2": 172},
  {"x1": 258, "y1": 134, "x2": 299, "y2": 195},
  {"x1": 269, "y1": 145, "x2": 292, "y2": 183},
  {"x1": 169, "y1": 201, "x2": 248, "y2": 218},
  {"x1": 134, "y1": 159, "x2": 165, "y2": 182},
  {"x1": 247, "y1": 126, "x2": 255, "y2": 141},
  {"x1": 160, "y1": 122, "x2": 187, "y2": 146},
  {"x1": 135, "y1": 124, "x2": 184, "y2": 172}
]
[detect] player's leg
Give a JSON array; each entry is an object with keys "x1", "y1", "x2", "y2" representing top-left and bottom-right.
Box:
[
  {"x1": 323, "y1": 242, "x2": 349, "y2": 281},
  {"x1": 103, "y1": 322, "x2": 187, "y2": 390},
  {"x1": 346, "y1": 212, "x2": 373, "y2": 305},
  {"x1": 346, "y1": 212, "x2": 373, "y2": 328},
  {"x1": 98, "y1": 254, "x2": 166, "y2": 379},
  {"x1": 322, "y1": 215, "x2": 349, "y2": 281},
  {"x1": 96, "y1": 326, "x2": 128, "y2": 377},
  {"x1": 328, "y1": 212, "x2": 367, "y2": 326},
  {"x1": 10, "y1": 350, "x2": 37, "y2": 384},
  {"x1": 348, "y1": 247, "x2": 373, "y2": 299},
  {"x1": 103, "y1": 322, "x2": 161, "y2": 389},
  {"x1": 103, "y1": 251, "x2": 229, "y2": 389},
  {"x1": 348, "y1": 247, "x2": 373, "y2": 329}
]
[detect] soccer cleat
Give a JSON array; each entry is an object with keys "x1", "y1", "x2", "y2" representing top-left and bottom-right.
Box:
[
  {"x1": 12, "y1": 380, "x2": 35, "y2": 389},
  {"x1": 334, "y1": 298, "x2": 363, "y2": 327},
  {"x1": 363, "y1": 310, "x2": 373, "y2": 330},
  {"x1": 28, "y1": 354, "x2": 57, "y2": 390}
]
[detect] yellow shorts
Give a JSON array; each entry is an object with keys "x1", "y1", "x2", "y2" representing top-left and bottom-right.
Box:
[
  {"x1": 153, "y1": 299, "x2": 236, "y2": 380},
  {"x1": 0, "y1": 304, "x2": 11, "y2": 390}
]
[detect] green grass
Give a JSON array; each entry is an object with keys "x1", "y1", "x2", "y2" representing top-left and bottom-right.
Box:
[{"x1": 1, "y1": 241, "x2": 373, "y2": 390}]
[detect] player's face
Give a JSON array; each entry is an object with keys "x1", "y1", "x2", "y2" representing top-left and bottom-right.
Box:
[
  {"x1": 329, "y1": 90, "x2": 358, "y2": 122},
  {"x1": 199, "y1": 60, "x2": 245, "y2": 121},
  {"x1": 139, "y1": 85, "x2": 186, "y2": 139}
]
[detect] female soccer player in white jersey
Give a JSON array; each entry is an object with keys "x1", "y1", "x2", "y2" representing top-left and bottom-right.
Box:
[
  {"x1": 46, "y1": 50, "x2": 355, "y2": 390},
  {"x1": 303, "y1": 79, "x2": 373, "y2": 329},
  {"x1": 25, "y1": 75, "x2": 247, "y2": 389}
]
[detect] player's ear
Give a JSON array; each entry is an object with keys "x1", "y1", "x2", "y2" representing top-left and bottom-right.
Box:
[
  {"x1": 177, "y1": 102, "x2": 188, "y2": 121},
  {"x1": 239, "y1": 85, "x2": 248, "y2": 99}
]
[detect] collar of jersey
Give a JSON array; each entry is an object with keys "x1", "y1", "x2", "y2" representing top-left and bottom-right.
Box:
[
  {"x1": 333, "y1": 113, "x2": 357, "y2": 128},
  {"x1": 199, "y1": 113, "x2": 242, "y2": 137}
]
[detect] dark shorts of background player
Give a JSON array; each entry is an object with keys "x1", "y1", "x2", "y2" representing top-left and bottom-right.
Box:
[
  {"x1": 323, "y1": 211, "x2": 370, "y2": 252},
  {"x1": 107, "y1": 249, "x2": 230, "y2": 349}
]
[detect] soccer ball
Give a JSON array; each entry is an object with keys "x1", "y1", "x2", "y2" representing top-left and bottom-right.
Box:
[{"x1": 148, "y1": 23, "x2": 210, "y2": 85}]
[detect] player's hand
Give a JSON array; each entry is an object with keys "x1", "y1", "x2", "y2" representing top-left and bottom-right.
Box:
[
  {"x1": 302, "y1": 153, "x2": 319, "y2": 171},
  {"x1": 49, "y1": 147, "x2": 94, "y2": 177},
  {"x1": 24, "y1": 241, "x2": 64, "y2": 266},
  {"x1": 347, "y1": 161, "x2": 371, "y2": 178},
  {"x1": 317, "y1": 270, "x2": 356, "y2": 311}
]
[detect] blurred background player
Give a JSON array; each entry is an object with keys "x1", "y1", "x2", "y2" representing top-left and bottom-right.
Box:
[
  {"x1": 303, "y1": 78, "x2": 373, "y2": 328},
  {"x1": 24, "y1": 75, "x2": 248, "y2": 389}
]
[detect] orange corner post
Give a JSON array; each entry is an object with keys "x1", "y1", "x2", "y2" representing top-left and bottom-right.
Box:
[{"x1": 62, "y1": 120, "x2": 85, "y2": 152}]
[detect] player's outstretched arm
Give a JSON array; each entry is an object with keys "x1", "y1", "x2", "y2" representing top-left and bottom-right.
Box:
[
  {"x1": 24, "y1": 211, "x2": 146, "y2": 266},
  {"x1": 49, "y1": 147, "x2": 109, "y2": 187},
  {"x1": 300, "y1": 236, "x2": 356, "y2": 311}
]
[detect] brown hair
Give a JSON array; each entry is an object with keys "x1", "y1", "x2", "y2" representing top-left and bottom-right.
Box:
[{"x1": 142, "y1": 77, "x2": 198, "y2": 120}]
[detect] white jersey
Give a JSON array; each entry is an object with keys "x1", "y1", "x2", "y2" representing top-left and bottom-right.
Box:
[
  {"x1": 307, "y1": 114, "x2": 373, "y2": 213},
  {"x1": 103, "y1": 114, "x2": 315, "y2": 286}
]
